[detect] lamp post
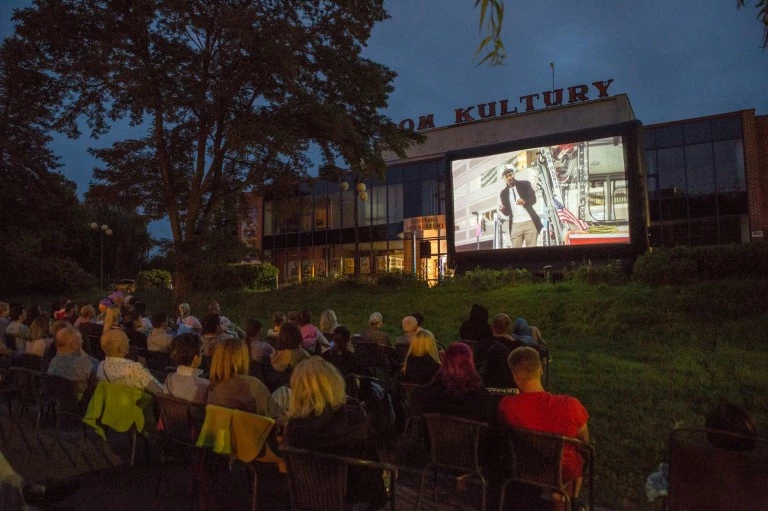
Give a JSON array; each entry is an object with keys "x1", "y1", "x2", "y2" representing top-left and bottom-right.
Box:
[
  {"x1": 471, "y1": 211, "x2": 480, "y2": 250},
  {"x1": 90, "y1": 222, "x2": 113, "y2": 290},
  {"x1": 340, "y1": 178, "x2": 368, "y2": 277}
]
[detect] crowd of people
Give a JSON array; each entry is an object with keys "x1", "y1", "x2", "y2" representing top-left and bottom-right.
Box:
[{"x1": 0, "y1": 296, "x2": 759, "y2": 509}]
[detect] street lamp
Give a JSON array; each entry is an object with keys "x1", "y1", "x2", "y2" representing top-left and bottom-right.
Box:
[
  {"x1": 340, "y1": 178, "x2": 368, "y2": 277},
  {"x1": 90, "y1": 222, "x2": 113, "y2": 290},
  {"x1": 471, "y1": 211, "x2": 480, "y2": 250}
]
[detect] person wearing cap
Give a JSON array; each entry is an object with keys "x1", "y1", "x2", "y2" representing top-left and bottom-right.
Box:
[{"x1": 498, "y1": 164, "x2": 542, "y2": 248}]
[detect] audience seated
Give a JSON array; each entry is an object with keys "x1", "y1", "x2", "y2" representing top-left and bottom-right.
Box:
[
  {"x1": 176, "y1": 303, "x2": 202, "y2": 334},
  {"x1": 200, "y1": 313, "x2": 233, "y2": 358},
  {"x1": 207, "y1": 301, "x2": 245, "y2": 340},
  {"x1": 362, "y1": 312, "x2": 389, "y2": 346},
  {"x1": 266, "y1": 311, "x2": 285, "y2": 342},
  {"x1": 164, "y1": 333, "x2": 209, "y2": 404},
  {"x1": 322, "y1": 325, "x2": 365, "y2": 376},
  {"x1": 498, "y1": 346, "x2": 589, "y2": 499},
  {"x1": 246, "y1": 318, "x2": 274, "y2": 364},
  {"x1": 25, "y1": 316, "x2": 52, "y2": 357},
  {"x1": 459, "y1": 303, "x2": 494, "y2": 342},
  {"x1": 395, "y1": 315, "x2": 419, "y2": 346},
  {"x1": 147, "y1": 312, "x2": 173, "y2": 352},
  {"x1": 47, "y1": 326, "x2": 97, "y2": 396},
  {"x1": 318, "y1": 309, "x2": 338, "y2": 340},
  {"x1": 270, "y1": 322, "x2": 310, "y2": 373},
  {"x1": 122, "y1": 311, "x2": 148, "y2": 350},
  {"x1": 0, "y1": 302, "x2": 10, "y2": 338},
  {"x1": 298, "y1": 310, "x2": 330, "y2": 354},
  {"x1": 6, "y1": 306, "x2": 29, "y2": 350},
  {"x1": 207, "y1": 337, "x2": 282, "y2": 418},
  {"x1": 96, "y1": 329, "x2": 165, "y2": 395},
  {"x1": 483, "y1": 342, "x2": 514, "y2": 388},
  {"x1": 132, "y1": 301, "x2": 152, "y2": 336},
  {"x1": 282, "y1": 357, "x2": 387, "y2": 508},
  {"x1": 418, "y1": 342, "x2": 490, "y2": 422},
  {"x1": 400, "y1": 329, "x2": 441, "y2": 384},
  {"x1": 75, "y1": 305, "x2": 103, "y2": 340}
]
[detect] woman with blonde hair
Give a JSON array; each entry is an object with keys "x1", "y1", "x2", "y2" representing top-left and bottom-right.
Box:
[
  {"x1": 101, "y1": 305, "x2": 123, "y2": 336},
  {"x1": 26, "y1": 316, "x2": 53, "y2": 356},
  {"x1": 401, "y1": 329, "x2": 441, "y2": 384},
  {"x1": 283, "y1": 357, "x2": 387, "y2": 507},
  {"x1": 206, "y1": 337, "x2": 281, "y2": 418},
  {"x1": 318, "y1": 309, "x2": 338, "y2": 339}
]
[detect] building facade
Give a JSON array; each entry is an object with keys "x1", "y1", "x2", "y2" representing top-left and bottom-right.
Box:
[{"x1": 246, "y1": 97, "x2": 766, "y2": 285}]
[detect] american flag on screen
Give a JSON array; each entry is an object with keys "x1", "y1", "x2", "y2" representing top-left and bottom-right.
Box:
[{"x1": 554, "y1": 198, "x2": 589, "y2": 230}]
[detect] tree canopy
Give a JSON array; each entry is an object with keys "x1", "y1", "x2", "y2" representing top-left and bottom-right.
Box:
[{"x1": 13, "y1": 0, "x2": 422, "y2": 299}]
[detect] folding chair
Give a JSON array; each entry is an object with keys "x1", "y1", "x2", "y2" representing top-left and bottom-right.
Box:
[
  {"x1": 82, "y1": 380, "x2": 154, "y2": 466},
  {"x1": 7, "y1": 367, "x2": 58, "y2": 454},
  {"x1": 416, "y1": 413, "x2": 489, "y2": 511},
  {"x1": 280, "y1": 445, "x2": 398, "y2": 511},
  {"x1": 154, "y1": 394, "x2": 205, "y2": 496},
  {"x1": 196, "y1": 404, "x2": 282, "y2": 511},
  {"x1": 499, "y1": 426, "x2": 594, "y2": 511},
  {"x1": 48, "y1": 375, "x2": 90, "y2": 463},
  {"x1": 666, "y1": 427, "x2": 768, "y2": 511}
]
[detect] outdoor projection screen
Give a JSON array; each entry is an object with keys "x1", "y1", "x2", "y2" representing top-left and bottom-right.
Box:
[{"x1": 446, "y1": 121, "x2": 648, "y2": 267}]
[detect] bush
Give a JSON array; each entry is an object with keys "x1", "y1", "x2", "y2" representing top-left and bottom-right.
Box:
[
  {"x1": 458, "y1": 267, "x2": 533, "y2": 290},
  {"x1": 137, "y1": 269, "x2": 172, "y2": 290},
  {"x1": 0, "y1": 256, "x2": 97, "y2": 295},
  {"x1": 565, "y1": 261, "x2": 630, "y2": 285},
  {"x1": 633, "y1": 244, "x2": 768, "y2": 285},
  {"x1": 375, "y1": 271, "x2": 427, "y2": 289}
]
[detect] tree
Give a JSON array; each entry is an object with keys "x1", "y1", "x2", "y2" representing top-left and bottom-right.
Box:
[
  {"x1": 476, "y1": 1, "x2": 768, "y2": 66},
  {"x1": 13, "y1": 0, "x2": 422, "y2": 301}
]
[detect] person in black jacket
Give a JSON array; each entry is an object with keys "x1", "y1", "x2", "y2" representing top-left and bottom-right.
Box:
[{"x1": 498, "y1": 164, "x2": 542, "y2": 248}]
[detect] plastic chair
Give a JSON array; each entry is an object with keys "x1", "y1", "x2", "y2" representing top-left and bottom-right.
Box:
[
  {"x1": 154, "y1": 394, "x2": 205, "y2": 496},
  {"x1": 666, "y1": 427, "x2": 768, "y2": 511},
  {"x1": 280, "y1": 444, "x2": 398, "y2": 511},
  {"x1": 498, "y1": 426, "x2": 594, "y2": 511},
  {"x1": 416, "y1": 413, "x2": 489, "y2": 511},
  {"x1": 82, "y1": 380, "x2": 154, "y2": 466},
  {"x1": 196, "y1": 404, "x2": 281, "y2": 511}
]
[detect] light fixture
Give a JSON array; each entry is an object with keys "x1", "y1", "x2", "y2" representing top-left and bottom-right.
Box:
[
  {"x1": 340, "y1": 181, "x2": 349, "y2": 192},
  {"x1": 90, "y1": 222, "x2": 98, "y2": 229},
  {"x1": 356, "y1": 182, "x2": 366, "y2": 193},
  {"x1": 358, "y1": 191, "x2": 368, "y2": 201}
]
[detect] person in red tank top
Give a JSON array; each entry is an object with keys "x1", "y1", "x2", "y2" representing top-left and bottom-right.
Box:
[{"x1": 498, "y1": 346, "x2": 590, "y2": 500}]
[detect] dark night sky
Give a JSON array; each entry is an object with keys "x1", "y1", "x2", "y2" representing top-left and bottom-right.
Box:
[{"x1": 2, "y1": 1, "x2": 766, "y2": 240}]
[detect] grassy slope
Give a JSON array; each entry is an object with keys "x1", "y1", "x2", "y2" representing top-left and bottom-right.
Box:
[{"x1": 74, "y1": 278, "x2": 768, "y2": 509}]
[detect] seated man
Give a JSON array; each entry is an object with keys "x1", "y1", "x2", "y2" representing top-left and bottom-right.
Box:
[
  {"x1": 200, "y1": 313, "x2": 234, "y2": 358},
  {"x1": 96, "y1": 330, "x2": 165, "y2": 395},
  {"x1": 361, "y1": 312, "x2": 389, "y2": 346},
  {"x1": 47, "y1": 327, "x2": 97, "y2": 396},
  {"x1": 164, "y1": 333, "x2": 209, "y2": 404},
  {"x1": 499, "y1": 346, "x2": 589, "y2": 499}
]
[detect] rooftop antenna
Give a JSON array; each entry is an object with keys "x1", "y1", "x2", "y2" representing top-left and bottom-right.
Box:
[{"x1": 549, "y1": 62, "x2": 555, "y2": 91}]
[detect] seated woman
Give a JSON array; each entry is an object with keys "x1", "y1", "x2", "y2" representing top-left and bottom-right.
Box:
[
  {"x1": 207, "y1": 337, "x2": 282, "y2": 418},
  {"x1": 298, "y1": 310, "x2": 330, "y2": 355},
  {"x1": 400, "y1": 329, "x2": 441, "y2": 384},
  {"x1": 418, "y1": 342, "x2": 490, "y2": 422},
  {"x1": 265, "y1": 311, "x2": 285, "y2": 343},
  {"x1": 322, "y1": 325, "x2": 365, "y2": 376},
  {"x1": 25, "y1": 316, "x2": 53, "y2": 357},
  {"x1": 270, "y1": 322, "x2": 310, "y2": 373},
  {"x1": 246, "y1": 318, "x2": 274, "y2": 364},
  {"x1": 165, "y1": 333, "x2": 209, "y2": 404},
  {"x1": 318, "y1": 309, "x2": 338, "y2": 341},
  {"x1": 282, "y1": 357, "x2": 387, "y2": 508}
]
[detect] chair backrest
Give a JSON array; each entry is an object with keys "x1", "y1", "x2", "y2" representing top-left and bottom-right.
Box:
[
  {"x1": 155, "y1": 393, "x2": 204, "y2": 447},
  {"x1": 399, "y1": 382, "x2": 427, "y2": 416},
  {"x1": 422, "y1": 413, "x2": 488, "y2": 473},
  {"x1": 3, "y1": 333, "x2": 17, "y2": 352},
  {"x1": 84, "y1": 333, "x2": 105, "y2": 361},
  {"x1": 49, "y1": 375, "x2": 83, "y2": 416},
  {"x1": 196, "y1": 404, "x2": 275, "y2": 463},
  {"x1": 82, "y1": 380, "x2": 153, "y2": 438},
  {"x1": 145, "y1": 351, "x2": 170, "y2": 373},
  {"x1": 18, "y1": 353, "x2": 44, "y2": 371},
  {"x1": 504, "y1": 426, "x2": 594, "y2": 510},
  {"x1": 668, "y1": 427, "x2": 768, "y2": 511},
  {"x1": 394, "y1": 344, "x2": 409, "y2": 361},
  {"x1": 8, "y1": 366, "x2": 47, "y2": 405},
  {"x1": 280, "y1": 445, "x2": 398, "y2": 511}
]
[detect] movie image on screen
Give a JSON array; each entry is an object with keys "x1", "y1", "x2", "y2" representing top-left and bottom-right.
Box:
[{"x1": 451, "y1": 135, "x2": 630, "y2": 252}]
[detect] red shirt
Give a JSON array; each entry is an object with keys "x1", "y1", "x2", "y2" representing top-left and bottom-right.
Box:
[{"x1": 498, "y1": 391, "x2": 589, "y2": 482}]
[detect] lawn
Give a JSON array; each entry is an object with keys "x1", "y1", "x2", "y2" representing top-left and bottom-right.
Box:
[{"x1": 51, "y1": 276, "x2": 768, "y2": 508}]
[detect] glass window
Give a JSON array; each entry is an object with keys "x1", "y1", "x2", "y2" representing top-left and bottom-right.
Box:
[
  {"x1": 388, "y1": 184, "x2": 403, "y2": 223},
  {"x1": 655, "y1": 125, "x2": 683, "y2": 148},
  {"x1": 421, "y1": 159, "x2": 442, "y2": 179},
  {"x1": 314, "y1": 194, "x2": 329, "y2": 230},
  {"x1": 421, "y1": 179, "x2": 439, "y2": 216},
  {"x1": 404, "y1": 163, "x2": 421, "y2": 183},
  {"x1": 301, "y1": 195, "x2": 313, "y2": 232},
  {"x1": 388, "y1": 166, "x2": 404, "y2": 184},
  {"x1": 643, "y1": 129, "x2": 656, "y2": 150},
  {"x1": 657, "y1": 147, "x2": 686, "y2": 195},
  {"x1": 358, "y1": 191, "x2": 371, "y2": 227},
  {"x1": 263, "y1": 201, "x2": 274, "y2": 236},
  {"x1": 711, "y1": 116, "x2": 742, "y2": 141},
  {"x1": 683, "y1": 120, "x2": 711, "y2": 145},
  {"x1": 714, "y1": 139, "x2": 746, "y2": 192},
  {"x1": 342, "y1": 192, "x2": 355, "y2": 228},
  {"x1": 403, "y1": 180, "x2": 421, "y2": 217},
  {"x1": 371, "y1": 185, "x2": 387, "y2": 225},
  {"x1": 685, "y1": 143, "x2": 715, "y2": 196},
  {"x1": 438, "y1": 180, "x2": 446, "y2": 214},
  {"x1": 328, "y1": 193, "x2": 340, "y2": 229}
]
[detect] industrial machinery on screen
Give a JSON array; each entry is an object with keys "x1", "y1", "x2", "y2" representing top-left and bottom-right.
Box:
[{"x1": 451, "y1": 135, "x2": 631, "y2": 252}]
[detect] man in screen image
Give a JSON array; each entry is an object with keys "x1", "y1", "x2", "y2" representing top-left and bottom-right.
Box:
[{"x1": 498, "y1": 164, "x2": 543, "y2": 248}]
